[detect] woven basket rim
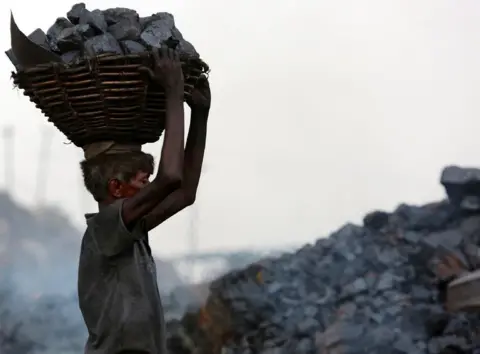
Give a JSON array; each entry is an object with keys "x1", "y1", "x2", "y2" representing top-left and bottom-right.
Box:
[{"x1": 13, "y1": 51, "x2": 209, "y2": 76}]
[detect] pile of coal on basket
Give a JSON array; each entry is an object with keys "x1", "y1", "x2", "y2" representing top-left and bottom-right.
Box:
[
  {"x1": 6, "y1": 3, "x2": 208, "y2": 148},
  {"x1": 7, "y1": 3, "x2": 198, "y2": 67}
]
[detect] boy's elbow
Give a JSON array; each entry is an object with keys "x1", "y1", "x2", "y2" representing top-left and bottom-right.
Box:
[
  {"x1": 157, "y1": 170, "x2": 183, "y2": 191},
  {"x1": 183, "y1": 192, "x2": 196, "y2": 206},
  {"x1": 165, "y1": 173, "x2": 183, "y2": 191}
]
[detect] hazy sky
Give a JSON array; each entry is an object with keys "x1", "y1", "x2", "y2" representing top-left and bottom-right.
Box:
[{"x1": 1, "y1": 0, "x2": 479, "y2": 257}]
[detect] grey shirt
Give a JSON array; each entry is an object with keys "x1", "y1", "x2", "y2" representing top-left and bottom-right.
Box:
[{"x1": 78, "y1": 199, "x2": 167, "y2": 354}]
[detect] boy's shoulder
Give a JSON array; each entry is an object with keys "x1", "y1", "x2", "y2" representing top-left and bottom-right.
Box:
[
  {"x1": 82, "y1": 199, "x2": 148, "y2": 257},
  {"x1": 85, "y1": 200, "x2": 124, "y2": 228}
]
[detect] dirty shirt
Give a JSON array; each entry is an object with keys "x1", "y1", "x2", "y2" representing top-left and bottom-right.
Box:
[{"x1": 78, "y1": 199, "x2": 167, "y2": 354}]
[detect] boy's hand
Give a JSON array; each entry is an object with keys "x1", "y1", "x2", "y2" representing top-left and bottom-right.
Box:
[
  {"x1": 138, "y1": 48, "x2": 184, "y2": 97},
  {"x1": 187, "y1": 75, "x2": 211, "y2": 111}
]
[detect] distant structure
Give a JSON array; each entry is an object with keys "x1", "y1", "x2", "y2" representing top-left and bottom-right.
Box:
[
  {"x1": 34, "y1": 127, "x2": 53, "y2": 206},
  {"x1": 2, "y1": 126, "x2": 15, "y2": 193}
]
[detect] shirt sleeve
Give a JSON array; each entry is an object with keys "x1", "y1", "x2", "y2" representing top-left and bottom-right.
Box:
[{"x1": 87, "y1": 199, "x2": 145, "y2": 257}]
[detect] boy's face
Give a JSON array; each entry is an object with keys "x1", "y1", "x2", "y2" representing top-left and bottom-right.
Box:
[{"x1": 108, "y1": 171, "x2": 151, "y2": 199}]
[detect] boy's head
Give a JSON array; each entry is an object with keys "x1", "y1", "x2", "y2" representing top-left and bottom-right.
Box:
[{"x1": 80, "y1": 151, "x2": 154, "y2": 203}]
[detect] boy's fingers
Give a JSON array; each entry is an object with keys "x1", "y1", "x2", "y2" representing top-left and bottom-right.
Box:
[
  {"x1": 160, "y1": 47, "x2": 169, "y2": 60},
  {"x1": 138, "y1": 66, "x2": 154, "y2": 80},
  {"x1": 151, "y1": 48, "x2": 161, "y2": 63}
]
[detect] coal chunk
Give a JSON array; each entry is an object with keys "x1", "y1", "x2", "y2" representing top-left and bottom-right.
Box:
[
  {"x1": 441, "y1": 166, "x2": 480, "y2": 212},
  {"x1": 164, "y1": 37, "x2": 180, "y2": 50},
  {"x1": 120, "y1": 40, "x2": 146, "y2": 54},
  {"x1": 67, "y1": 3, "x2": 86, "y2": 24},
  {"x1": 47, "y1": 17, "x2": 74, "y2": 52},
  {"x1": 108, "y1": 17, "x2": 141, "y2": 41},
  {"x1": 171, "y1": 27, "x2": 184, "y2": 40},
  {"x1": 140, "y1": 12, "x2": 174, "y2": 29},
  {"x1": 140, "y1": 19, "x2": 175, "y2": 48},
  {"x1": 102, "y1": 8, "x2": 138, "y2": 25},
  {"x1": 77, "y1": 24, "x2": 95, "y2": 38},
  {"x1": 26, "y1": 28, "x2": 51, "y2": 50},
  {"x1": 140, "y1": 13, "x2": 184, "y2": 42},
  {"x1": 139, "y1": 15, "x2": 154, "y2": 29},
  {"x1": 79, "y1": 9, "x2": 108, "y2": 34},
  {"x1": 84, "y1": 33, "x2": 123, "y2": 56},
  {"x1": 363, "y1": 211, "x2": 390, "y2": 230},
  {"x1": 57, "y1": 25, "x2": 93, "y2": 52},
  {"x1": 61, "y1": 50, "x2": 81, "y2": 65}
]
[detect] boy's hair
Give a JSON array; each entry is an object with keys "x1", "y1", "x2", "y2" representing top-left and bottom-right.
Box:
[{"x1": 80, "y1": 151, "x2": 154, "y2": 202}]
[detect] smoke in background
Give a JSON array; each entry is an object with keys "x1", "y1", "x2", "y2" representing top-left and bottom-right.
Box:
[
  {"x1": 0, "y1": 192, "x2": 183, "y2": 353},
  {"x1": 0, "y1": 192, "x2": 265, "y2": 353},
  {"x1": 0, "y1": 192, "x2": 86, "y2": 353}
]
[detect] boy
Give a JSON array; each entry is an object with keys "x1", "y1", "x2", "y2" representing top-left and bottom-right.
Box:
[{"x1": 77, "y1": 47, "x2": 211, "y2": 354}]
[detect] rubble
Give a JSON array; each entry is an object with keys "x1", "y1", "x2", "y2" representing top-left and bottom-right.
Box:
[
  {"x1": 7, "y1": 4, "x2": 200, "y2": 68},
  {"x1": 4, "y1": 165, "x2": 480, "y2": 354},
  {"x1": 171, "y1": 166, "x2": 480, "y2": 353}
]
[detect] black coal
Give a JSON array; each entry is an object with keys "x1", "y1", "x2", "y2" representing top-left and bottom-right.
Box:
[
  {"x1": 3, "y1": 165, "x2": 480, "y2": 354},
  {"x1": 173, "y1": 166, "x2": 480, "y2": 354},
  {"x1": 6, "y1": 3, "x2": 198, "y2": 69}
]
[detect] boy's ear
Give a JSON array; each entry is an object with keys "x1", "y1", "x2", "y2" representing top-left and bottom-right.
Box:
[{"x1": 107, "y1": 179, "x2": 123, "y2": 198}]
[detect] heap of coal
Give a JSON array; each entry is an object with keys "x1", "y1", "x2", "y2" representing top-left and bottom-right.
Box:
[
  {"x1": 6, "y1": 3, "x2": 198, "y2": 69},
  {"x1": 168, "y1": 166, "x2": 480, "y2": 354},
  {"x1": 4, "y1": 165, "x2": 480, "y2": 354}
]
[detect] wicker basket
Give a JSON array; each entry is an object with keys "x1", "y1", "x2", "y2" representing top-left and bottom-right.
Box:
[{"x1": 11, "y1": 52, "x2": 209, "y2": 147}]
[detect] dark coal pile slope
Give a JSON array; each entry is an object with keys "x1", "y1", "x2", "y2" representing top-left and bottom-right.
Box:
[
  {"x1": 4, "y1": 165, "x2": 480, "y2": 354},
  {"x1": 172, "y1": 166, "x2": 480, "y2": 354},
  {"x1": 6, "y1": 3, "x2": 198, "y2": 69}
]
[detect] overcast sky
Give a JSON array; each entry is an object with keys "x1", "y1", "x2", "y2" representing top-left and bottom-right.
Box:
[{"x1": 1, "y1": 0, "x2": 479, "y2": 257}]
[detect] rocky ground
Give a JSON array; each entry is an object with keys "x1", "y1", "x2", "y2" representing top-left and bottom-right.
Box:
[
  {"x1": 2, "y1": 166, "x2": 480, "y2": 354},
  {"x1": 166, "y1": 166, "x2": 480, "y2": 354}
]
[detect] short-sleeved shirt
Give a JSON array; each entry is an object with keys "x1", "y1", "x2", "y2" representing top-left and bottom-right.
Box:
[{"x1": 78, "y1": 199, "x2": 167, "y2": 354}]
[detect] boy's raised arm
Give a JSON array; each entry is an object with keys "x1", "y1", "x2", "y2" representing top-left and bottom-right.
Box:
[
  {"x1": 144, "y1": 77, "x2": 210, "y2": 231},
  {"x1": 122, "y1": 48, "x2": 186, "y2": 228}
]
